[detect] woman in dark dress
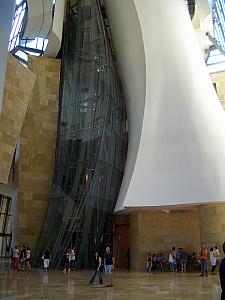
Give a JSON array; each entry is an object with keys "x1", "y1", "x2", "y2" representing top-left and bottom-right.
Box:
[{"x1": 88, "y1": 251, "x2": 103, "y2": 286}]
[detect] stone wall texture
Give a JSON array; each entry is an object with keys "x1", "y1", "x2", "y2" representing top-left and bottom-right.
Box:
[
  {"x1": 198, "y1": 203, "x2": 225, "y2": 251},
  {"x1": 18, "y1": 56, "x2": 60, "y2": 248},
  {"x1": 0, "y1": 54, "x2": 36, "y2": 184},
  {"x1": 130, "y1": 210, "x2": 201, "y2": 269}
]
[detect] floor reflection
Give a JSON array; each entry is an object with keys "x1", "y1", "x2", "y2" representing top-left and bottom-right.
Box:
[{"x1": 0, "y1": 259, "x2": 222, "y2": 300}]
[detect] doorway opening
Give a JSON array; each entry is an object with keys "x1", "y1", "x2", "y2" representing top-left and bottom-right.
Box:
[{"x1": 113, "y1": 222, "x2": 130, "y2": 269}]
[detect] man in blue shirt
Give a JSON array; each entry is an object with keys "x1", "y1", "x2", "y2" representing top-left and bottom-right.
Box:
[
  {"x1": 104, "y1": 246, "x2": 115, "y2": 287},
  {"x1": 220, "y1": 242, "x2": 225, "y2": 300}
]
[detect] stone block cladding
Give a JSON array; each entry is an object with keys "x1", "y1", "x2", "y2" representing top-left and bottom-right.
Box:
[
  {"x1": 18, "y1": 56, "x2": 60, "y2": 248},
  {"x1": 0, "y1": 54, "x2": 36, "y2": 184}
]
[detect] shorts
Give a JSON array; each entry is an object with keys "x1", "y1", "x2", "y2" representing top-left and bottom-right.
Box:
[
  {"x1": 105, "y1": 264, "x2": 113, "y2": 275},
  {"x1": 44, "y1": 259, "x2": 50, "y2": 268}
]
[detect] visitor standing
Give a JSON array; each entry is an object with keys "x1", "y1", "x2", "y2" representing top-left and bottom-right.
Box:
[
  {"x1": 146, "y1": 252, "x2": 152, "y2": 272},
  {"x1": 156, "y1": 253, "x2": 164, "y2": 272},
  {"x1": 63, "y1": 248, "x2": 71, "y2": 273},
  {"x1": 88, "y1": 251, "x2": 103, "y2": 286},
  {"x1": 26, "y1": 247, "x2": 32, "y2": 271},
  {"x1": 171, "y1": 247, "x2": 177, "y2": 271},
  {"x1": 70, "y1": 247, "x2": 76, "y2": 271},
  {"x1": 215, "y1": 245, "x2": 221, "y2": 268},
  {"x1": 219, "y1": 242, "x2": 225, "y2": 300},
  {"x1": 151, "y1": 254, "x2": 157, "y2": 271},
  {"x1": 210, "y1": 247, "x2": 217, "y2": 275},
  {"x1": 169, "y1": 250, "x2": 174, "y2": 272},
  {"x1": 104, "y1": 246, "x2": 115, "y2": 287},
  {"x1": 20, "y1": 245, "x2": 27, "y2": 271},
  {"x1": 180, "y1": 248, "x2": 188, "y2": 272},
  {"x1": 43, "y1": 248, "x2": 51, "y2": 272},
  {"x1": 199, "y1": 244, "x2": 208, "y2": 276},
  {"x1": 12, "y1": 246, "x2": 19, "y2": 271},
  {"x1": 176, "y1": 248, "x2": 181, "y2": 272}
]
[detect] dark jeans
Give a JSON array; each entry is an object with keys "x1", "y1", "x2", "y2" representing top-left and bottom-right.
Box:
[
  {"x1": 200, "y1": 259, "x2": 208, "y2": 275},
  {"x1": 211, "y1": 265, "x2": 216, "y2": 273},
  {"x1": 70, "y1": 259, "x2": 76, "y2": 269},
  {"x1": 89, "y1": 270, "x2": 103, "y2": 285}
]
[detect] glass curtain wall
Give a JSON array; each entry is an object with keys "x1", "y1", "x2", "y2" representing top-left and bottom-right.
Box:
[
  {"x1": 212, "y1": 0, "x2": 225, "y2": 51},
  {"x1": 33, "y1": 0, "x2": 127, "y2": 268},
  {"x1": 0, "y1": 195, "x2": 12, "y2": 257}
]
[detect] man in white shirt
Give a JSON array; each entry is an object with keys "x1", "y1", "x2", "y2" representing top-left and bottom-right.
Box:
[{"x1": 70, "y1": 248, "x2": 76, "y2": 270}]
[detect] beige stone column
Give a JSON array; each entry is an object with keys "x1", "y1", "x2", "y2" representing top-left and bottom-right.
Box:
[
  {"x1": 0, "y1": 54, "x2": 36, "y2": 184},
  {"x1": 18, "y1": 56, "x2": 61, "y2": 248},
  {"x1": 130, "y1": 212, "x2": 143, "y2": 270},
  {"x1": 198, "y1": 203, "x2": 225, "y2": 250}
]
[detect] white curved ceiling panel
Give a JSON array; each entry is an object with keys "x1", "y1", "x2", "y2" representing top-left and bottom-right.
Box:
[
  {"x1": 23, "y1": 0, "x2": 53, "y2": 39},
  {"x1": 39, "y1": 0, "x2": 53, "y2": 37},
  {"x1": 45, "y1": 0, "x2": 65, "y2": 57},
  {"x1": 105, "y1": 0, "x2": 225, "y2": 211}
]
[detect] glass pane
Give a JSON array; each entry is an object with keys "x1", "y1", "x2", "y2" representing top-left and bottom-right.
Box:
[{"x1": 33, "y1": 0, "x2": 127, "y2": 268}]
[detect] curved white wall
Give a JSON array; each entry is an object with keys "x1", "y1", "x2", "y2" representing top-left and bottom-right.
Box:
[
  {"x1": 105, "y1": 0, "x2": 225, "y2": 211},
  {"x1": 104, "y1": 0, "x2": 146, "y2": 211},
  {"x1": 23, "y1": 0, "x2": 65, "y2": 57},
  {"x1": 23, "y1": 0, "x2": 53, "y2": 39},
  {"x1": 45, "y1": 0, "x2": 65, "y2": 57}
]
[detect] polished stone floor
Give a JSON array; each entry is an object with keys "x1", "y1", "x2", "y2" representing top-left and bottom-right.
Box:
[{"x1": 0, "y1": 260, "x2": 222, "y2": 300}]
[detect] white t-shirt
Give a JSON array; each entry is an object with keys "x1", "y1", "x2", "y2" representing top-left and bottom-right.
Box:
[
  {"x1": 27, "y1": 250, "x2": 31, "y2": 259},
  {"x1": 210, "y1": 251, "x2": 217, "y2": 266},
  {"x1": 214, "y1": 249, "x2": 220, "y2": 260},
  {"x1": 13, "y1": 248, "x2": 19, "y2": 258},
  {"x1": 71, "y1": 249, "x2": 75, "y2": 260},
  {"x1": 169, "y1": 253, "x2": 174, "y2": 263}
]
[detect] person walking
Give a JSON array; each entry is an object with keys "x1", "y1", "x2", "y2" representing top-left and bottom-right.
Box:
[
  {"x1": 104, "y1": 246, "x2": 115, "y2": 287},
  {"x1": 219, "y1": 242, "x2": 225, "y2": 300},
  {"x1": 63, "y1": 248, "x2": 71, "y2": 273},
  {"x1": 43, "y1": 248, "x2": 51, "y2": 272},
  {"x1": 88, "y1": 251, "x2": 103, "y2": 286},
  {"x1": 199, "y1": 244, "x2": 208, "y2": 276},
  {"x1": 12, "y1": 246, "x2": 19, "y2": 271}
]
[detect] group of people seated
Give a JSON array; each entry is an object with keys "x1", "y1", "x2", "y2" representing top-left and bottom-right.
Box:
[
  {"x1": 146, "y1": 252, "x2": 165, "y2": 272},
  {"x1": 146, "y1": 248, "x2": 201, "y2": 272}
]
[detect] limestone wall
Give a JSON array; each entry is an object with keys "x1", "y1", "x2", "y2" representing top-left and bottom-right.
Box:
[
  {"x1": 0, "y1": 54, "x2": 36, "y2": 184},
  {"x1": 211, "y1": 72, "x2": 225, "y2": 109},
  {"x1": 18, "y1": 56, "x2": 60, "y2": 248},
  {"x1": 130, "y1": 210, "x2": 201, "y2": 269},
  {"x1": 198, "y1": 203, "x2": 225, "y2": 251}
]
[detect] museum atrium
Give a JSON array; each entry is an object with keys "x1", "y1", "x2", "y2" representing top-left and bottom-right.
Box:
[{"x1": 0, "y1": 0, "x2": 225, "y2": 299}]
